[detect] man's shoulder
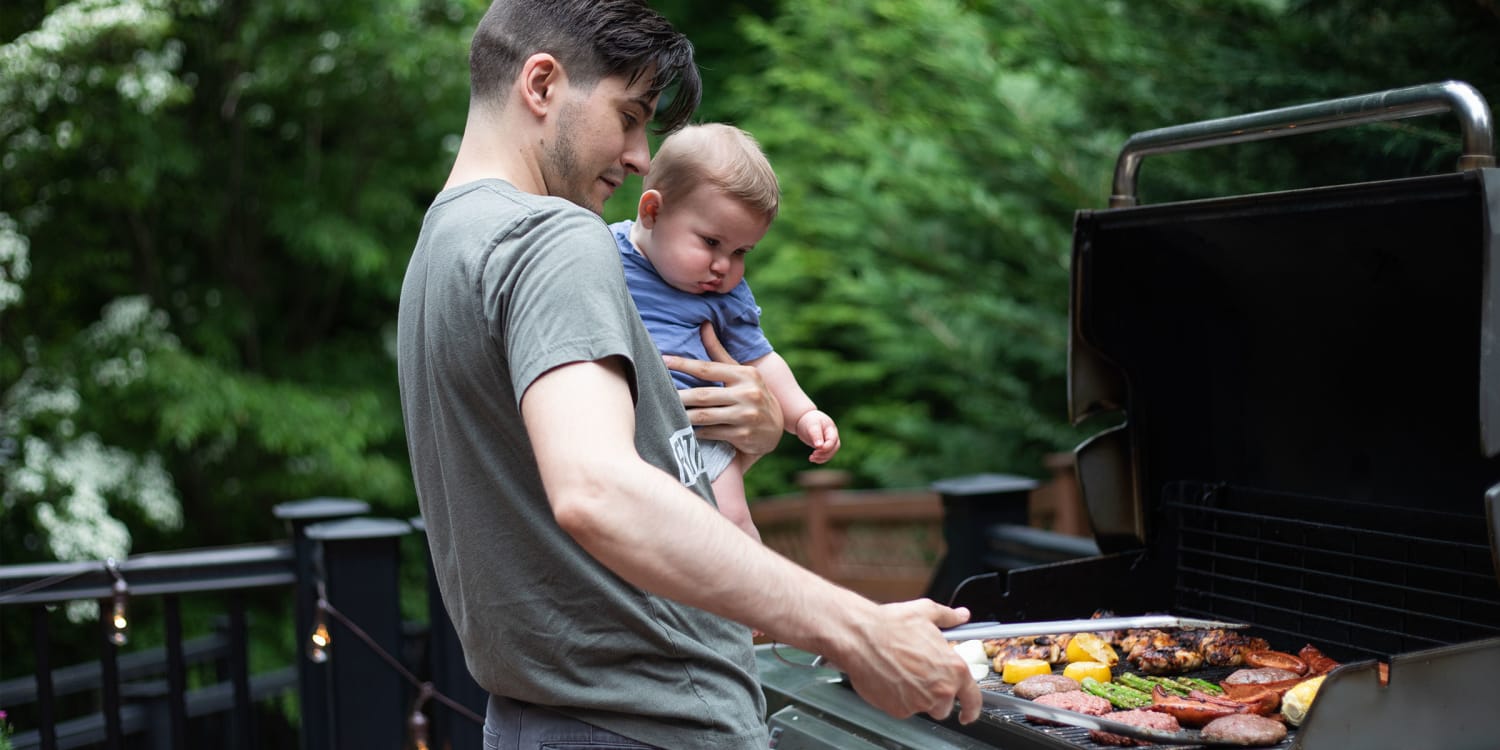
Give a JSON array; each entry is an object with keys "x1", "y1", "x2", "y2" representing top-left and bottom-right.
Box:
[{"x1": 435, "y1": 179, "x2": 602, "y2": 231}]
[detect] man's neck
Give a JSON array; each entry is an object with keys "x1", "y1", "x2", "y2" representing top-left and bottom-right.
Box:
[{"x1": 445, "y1": 110, "x2": 542, "y2": 193}]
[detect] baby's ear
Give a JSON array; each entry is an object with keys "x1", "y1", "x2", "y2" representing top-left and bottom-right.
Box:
[{"x1": 638, "y1": 189, "x2": 663, "y2": 228}]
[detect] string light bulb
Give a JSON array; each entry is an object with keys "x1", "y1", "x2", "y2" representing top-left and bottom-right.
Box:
[
  {"x1": 306, "y1": 584, "x2": 331, "y2": 663},
  {"x1": 408, "y1": 683, "x2": 433, "y2": 750},
  {"x1": 105, "y1": 558, "x2": 129, "y2": 647}
]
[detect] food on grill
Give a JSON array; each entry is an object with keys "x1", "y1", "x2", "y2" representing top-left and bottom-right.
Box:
[
  {"x1": 1200, "y1": 713, "x2": 1289, "y2": 746},
  {"x1": 1063, "y1": 660, "x2": 1112, "y2": 684},
  {"x1": 1066, "y1": 632, "x2": 1120, "y2": 666},
  {"x1": 985, "y1": 635, "x2": 1067, "y2": 669},
  {"x1": 1001, "y1": 658, "x2": 1053, "y2": 684},
  {"x1": 967, "y1": 662, "x2": 990, "y2": 681},
  {"x1": 1147, "y1": 684, "x2": 1248, "y2": 727},
  {"x1": 1080, "y1": 676, "x2": 1152, "y2": 708},
  {"x1": 1119, "y1": 672, "x2": 1187, "y2": 696},
  {"x1": 1226, "y1": 685, "x2": 1281, "y2": 716},
  {"x1": 1180, "y1": 629, "x2": 1271, "y2": 667},
  {"x1": 1011, "y1": 673, "x2": 1081, "y2": 700},
  {"x1": 1298, "y1": 644, "x2": 1340, "y2": 676},
  {"x1": 1118, "y1": 627, "x2": 1269, "y2": 673},
  {"x1": 1244, "y1": 649, "x2": 1309, "y2": 675},
  {"x1": 1222, "y1": 667, "x2": 1301, "y2": 685},
  {"x1": 1087, "y1": 709, "x2": 1182, "y2": 746},
  {"x1": 1175, "y1": 676, "x2": 1224, "y2": 695},
  {"x1": 1027, "y1": 690, "x2": 1112, "y2": 726},
  {"x1": 1280, "y1": 673, "x2": 1327, "y2": 727},
  {"x1": 952, "y1": 638, "x2": 989, "y2": 667},
  {"x1": 1131, "y1": 646, "x2": 1204, "y2": 675}
]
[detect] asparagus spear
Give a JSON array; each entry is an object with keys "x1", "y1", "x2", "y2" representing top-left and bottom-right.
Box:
[{"x1": 1080, "y1": 676, "x2": 1153, "y2": 709}]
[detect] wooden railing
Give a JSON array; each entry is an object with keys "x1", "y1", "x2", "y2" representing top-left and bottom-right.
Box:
[
  {"x1": 752, "y1": 470, "x2": 946, "y2": 603},
  {"x1": 751, "y1": 455, "x2": 1088, "y2": 604}
]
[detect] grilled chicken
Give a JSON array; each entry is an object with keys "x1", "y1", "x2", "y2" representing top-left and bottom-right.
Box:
[
  {"x1": 1119, "y1": 627, "x2": 1267, "y2": 673},
  {"x1": 1133, "y1": 646, "x2": 1205, "y2": 675},
  {"x1": 984, "y1": 635, "x2": 1067, "y2": 668}
]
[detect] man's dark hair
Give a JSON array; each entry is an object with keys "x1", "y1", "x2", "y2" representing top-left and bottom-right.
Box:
[{"x1": 469, "y1": 0, "x2": 701, "y2": 133}]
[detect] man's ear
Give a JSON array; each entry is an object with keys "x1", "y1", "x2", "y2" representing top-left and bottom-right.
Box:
[
  {"x1": 638, "y1": 190, "x2": 663, "y2": 229},
  {"x1": 519, "y1": 53, "x2": 562, "y2": 117}
]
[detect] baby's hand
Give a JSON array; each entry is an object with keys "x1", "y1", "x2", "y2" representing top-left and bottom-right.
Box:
[{"x1": 796, "y1": 410, "x2": 841, "y2": 464}]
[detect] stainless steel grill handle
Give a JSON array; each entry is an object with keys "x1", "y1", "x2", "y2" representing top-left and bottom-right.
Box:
[{"x1": 1110, "y1": 80, "x2": 1496, "y2": 207}]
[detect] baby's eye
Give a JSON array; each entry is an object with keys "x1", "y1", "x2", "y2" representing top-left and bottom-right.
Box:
[
  {"x1": 702, "y1": 237, "x2": 719, "y2": 248},
  {"x1": 733, "y1": 248, "x2": 748, "y2": 257}
]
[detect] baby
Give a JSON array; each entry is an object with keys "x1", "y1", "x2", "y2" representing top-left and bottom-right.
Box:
[{"x1": 610, "y1": 123, "x2": 839, "y2": 542}]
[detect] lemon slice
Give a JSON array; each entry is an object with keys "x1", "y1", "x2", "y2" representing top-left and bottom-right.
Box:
[
  {"x1": 1065, "y1": 633, "x2": 1120, "y2": 667},
  {"x1": 1001, "y1": 658, "x2": 1052, "y2": 684},
  {"x1": 1063, "y1": 660, "x2": 1112, "y2": 684}
]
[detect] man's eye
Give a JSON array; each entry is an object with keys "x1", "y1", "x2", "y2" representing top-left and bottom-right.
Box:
[{"x1": 623, "y1": 113, "x2": 639, "y2": 127}]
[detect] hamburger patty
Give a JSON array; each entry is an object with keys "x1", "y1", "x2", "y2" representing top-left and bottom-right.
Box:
[
  {"x1": 1012, "y1": 674, "x2": 1081, "y2": 700},
  {"x1": 1088, "y1": 709, "x2": 1182, "y2": 747},
  {"x1": 1223, "y1": 667, "x2": 1300, "y2": 685},
  {"x1": 1201, "y1": 713, "x2": 1289, "y2": 746},
  {"x1": 1026, "y1": 690, "x2": 1111, "y2": 726}
]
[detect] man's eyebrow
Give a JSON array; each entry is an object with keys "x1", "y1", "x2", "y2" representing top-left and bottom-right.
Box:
[{"x1": 629, "y1": 95, "x2": 655, "y2": 120}]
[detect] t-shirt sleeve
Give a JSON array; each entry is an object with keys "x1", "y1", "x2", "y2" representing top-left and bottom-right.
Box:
[
  {"x1": 480, "y1": 204, "x2": 641, "y2": 405},
  {"x1": 717, "y1": 282, "x2": 774, "y2": 364}
]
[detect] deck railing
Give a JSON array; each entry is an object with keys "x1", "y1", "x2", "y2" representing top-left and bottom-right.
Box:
[{"x1": 0, "y1": 461, "x2": 1090, "y2": 748}]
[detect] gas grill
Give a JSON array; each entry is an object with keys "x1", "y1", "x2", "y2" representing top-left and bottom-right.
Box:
[{"x1": 758, "y1": 81, "x2": 1500, "y2": 749}]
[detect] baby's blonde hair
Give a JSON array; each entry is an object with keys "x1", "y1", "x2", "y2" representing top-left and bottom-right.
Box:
[{"x1": 644, "y1": 123, "x2": 780, "y2": 221}]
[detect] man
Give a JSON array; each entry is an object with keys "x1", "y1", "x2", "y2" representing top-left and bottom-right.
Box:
[{"x1": 396, "y1": 1, "x2": 982, "y2": 747}]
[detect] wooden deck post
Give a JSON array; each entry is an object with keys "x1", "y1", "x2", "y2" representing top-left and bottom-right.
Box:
[{"x1": 795, "y1": 470, "x2": 850, "y2": 579}]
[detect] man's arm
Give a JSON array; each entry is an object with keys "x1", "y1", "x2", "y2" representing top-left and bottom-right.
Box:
[
  {"x1": 668, "y1": 323, "x2": 783, "y2": 461},
  {"x1": 522, "y1": 356, "x2": 982, "y2": 724}
]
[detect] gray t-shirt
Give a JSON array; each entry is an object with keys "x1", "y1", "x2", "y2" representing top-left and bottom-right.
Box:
[{"x1": 396, "y1": 179, "x2": 767, "y2": 748}]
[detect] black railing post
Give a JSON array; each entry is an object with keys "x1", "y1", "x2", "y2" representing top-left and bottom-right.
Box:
[
  {"x1": 305, "y1": 517, "x2": 411, "y2": 750},
  {"x1": 409, "y1": 517, "x2": 487, "y2": 750},
  {"x1": 272, "y1": 498, "x2": 369, "y2": 750},
  {"x1": 99, "y1": 594, "x2": 125, "y2": 750},
  {"x1": 33, "y1": 605, "x2": 58, "y2": 750},
  {"x1": 925, "y1": 473, "x2": 1038, "y2": 606},
  {"x1": 162, "y1": 594, "x2": 189, "y2": 750}
]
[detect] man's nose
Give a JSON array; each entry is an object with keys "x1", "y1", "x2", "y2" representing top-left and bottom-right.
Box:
[{"x1": 624, "y1": 129, "x2": 650, "y2": 176}]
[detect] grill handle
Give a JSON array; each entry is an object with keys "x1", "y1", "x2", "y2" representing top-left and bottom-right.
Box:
[{"x1": 1110, "y1": 80, "x2": 1495, "y2": 207}]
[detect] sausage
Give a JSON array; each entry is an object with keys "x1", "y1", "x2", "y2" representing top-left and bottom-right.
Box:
[
  {"x1": 1298, "y1": 644, "x2": 1340, "y2": 676},
  {"x1": 1245, "y1": 649, "x2": 1309, "y2": 675},
  {"x1": 1148, "y1": 685, "x2": 1246, "y2": 728}
]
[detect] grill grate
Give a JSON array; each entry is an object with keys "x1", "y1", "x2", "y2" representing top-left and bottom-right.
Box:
[{"x1": 1162, "y1": 482, "x2": 1500, "y2": 660}]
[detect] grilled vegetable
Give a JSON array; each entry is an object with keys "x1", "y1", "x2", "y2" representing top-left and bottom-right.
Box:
[
  {"x1": 1002, "y1": 658, "x2": 1053, "y2": 684},
  {"x1": 1120, "y1": 672, "x2": 1188, "y2": 696},
  {"x1": 1281, "y1": 674, "x2": 1327, "y2": 726},
  {"x1": 1081, "y1": 676, "x2": 1152, "y2": 709},
  {"x1": 1063, "y1": 661, "x2": 1112, "y2": 684},
  {"x1": 1174, "y1": 676, "x2": 1225, "y2": 695},
  {"x1": 1066, "y1": 632, "x2": 1120, "y2": 666}
]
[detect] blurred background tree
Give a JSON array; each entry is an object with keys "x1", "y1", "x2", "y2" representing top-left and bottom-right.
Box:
[{"x1": 2, "y1": 0, "x2": 1497, "y2": 701}]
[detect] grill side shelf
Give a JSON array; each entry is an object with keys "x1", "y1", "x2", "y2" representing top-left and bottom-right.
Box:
[{"x1": 1295, "y1": 638, "x2": 1500, "y2": 749}]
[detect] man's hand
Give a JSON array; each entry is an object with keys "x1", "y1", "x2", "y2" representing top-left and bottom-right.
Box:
[
  {"x1": 666, "y1": 323, "x2": 783, "y2": 457},
  {"x1": 836, "y1": 600, "x2": 983, "y2": 725}
]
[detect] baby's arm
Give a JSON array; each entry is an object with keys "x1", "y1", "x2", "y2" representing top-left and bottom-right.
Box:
[{"x1": 745, "y1": 352, "x2": 841, "y2": 463}]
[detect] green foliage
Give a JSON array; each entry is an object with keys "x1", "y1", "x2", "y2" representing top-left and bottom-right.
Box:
[{"x1": 721, "y1": 0, "x2": 1094, "y2": 493}]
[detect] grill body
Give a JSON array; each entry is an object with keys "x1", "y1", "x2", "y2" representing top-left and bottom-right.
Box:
[{"x1": 763, "y1": 87, "x2": 1500, "y2": 749}]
